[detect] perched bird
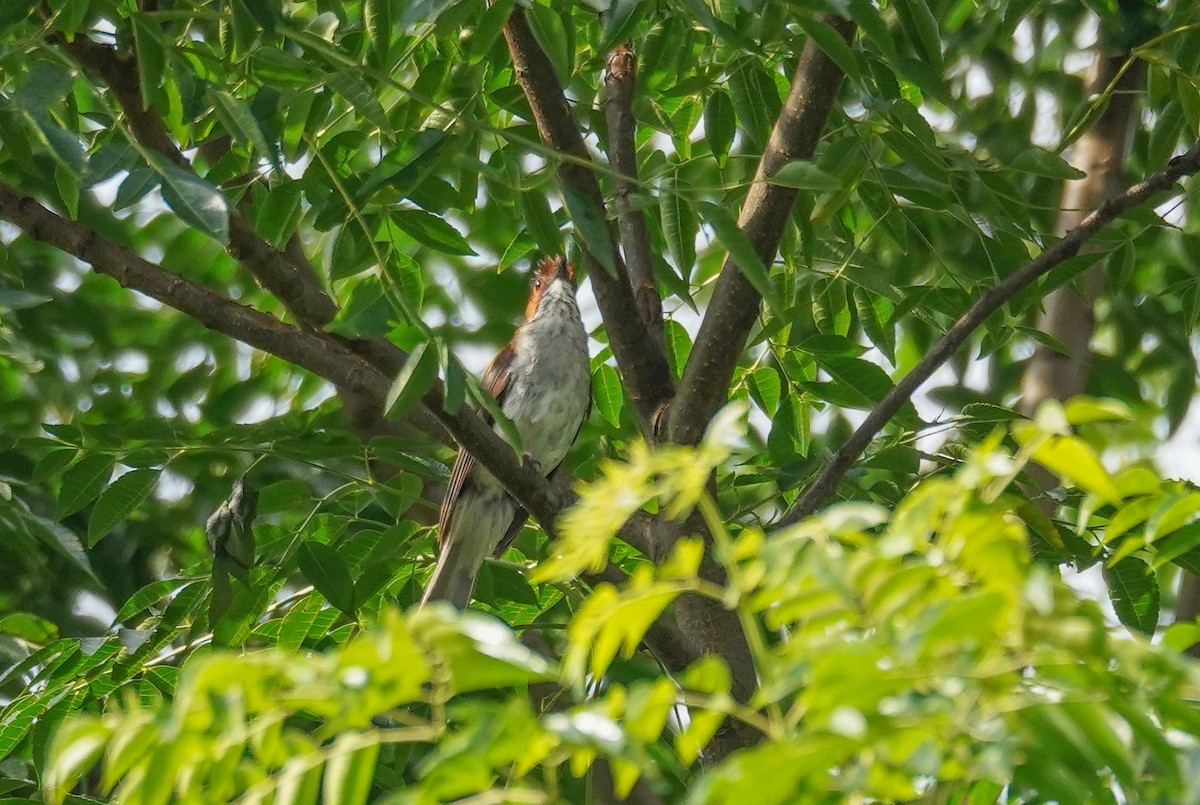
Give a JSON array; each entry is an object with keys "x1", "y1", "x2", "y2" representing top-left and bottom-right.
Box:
[{"x1": 422, "y1": 256, "x2": 591, "y2": 609}]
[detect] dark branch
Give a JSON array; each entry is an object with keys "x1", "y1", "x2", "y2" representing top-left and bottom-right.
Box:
[
  {"x1": 57, "y1": 31, "x2": 428, "y2": 452},
  {"x1": 502, "y1": 9, "x2": 674, "y2": 436},
  {"x1": 665, "y1": 17, "x2": 856, "y2": 447},
  {"x1": 604, "y1": 45, "x2": 663, "y2": 346},
  {"x1": 0, "y1": 183, "x2": 442, "y2": 440},
  {"x1": 58, "y1": 34, "x2": 339, "y2": 329},
  {"x1": 778, "y1": 139, "x2": 1200, "y2": 527},
  {"x1": 0, "y1": 181, "x2": 665, "y2": 567}
]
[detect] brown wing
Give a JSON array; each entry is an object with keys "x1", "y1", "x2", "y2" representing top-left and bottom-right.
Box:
[{"x1": 437, "y1": 343, "x2": 515, "y2": 546}]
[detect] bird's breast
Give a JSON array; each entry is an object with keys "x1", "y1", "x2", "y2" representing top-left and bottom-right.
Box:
[{"x1": 501, "y1": 304, "x2": 590, "y2": 472}]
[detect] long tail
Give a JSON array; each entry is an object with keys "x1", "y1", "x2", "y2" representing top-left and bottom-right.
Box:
[
  {"x1": 421, "y1": 493, "x2": 517, "y2": 609},
  {"x1": 420, "y1": 533, "x2": 487, "y2": 609}
]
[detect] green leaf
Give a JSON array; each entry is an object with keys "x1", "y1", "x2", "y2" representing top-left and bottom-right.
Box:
[
  {"x1": 382, "y1": 252, "x2": 425, "y2": 313},
  {"x1": 727, "y1": 58, "x2": 779, "y2": 149},
  {"x1": 55, "y1": 163, "x2": 80, "y2": 219},
  {"x1": 155, "y1": 161, "x2": 231, "y2": 244},
  {"x1": 519, "y1": 188, "x2": 562, "y2": 255},
  {"x1": 660, "y1": 169, "x2": 696, "y2": 280},
  {"x1": 815, "y1": 356, "x2": 921, "y2": 429},
  {"x1": 704, "y1": 89, "x2": 735, "y2": 163},
  {"x1": 330, "y1": 225, "x2": 373, "y2": 282},
  {"x1": 278, "y1": 591, "x2": 338, "y2": 652},
  {"x1": 209, "y1": 88, "x2": 277, "y2": 166},
  {"x1": 527, "y1": 3, "x2": 571, "y2": 81},
  {"x1": 892, "y1": 0, "x2": 944, "y2": 75},
  {"x1": 384, "y1": 341, "x2": 438, "y2": 419},
  {"x1": 663, "y1": 319, "x2": 692, "y2": 378},
  {"x1": 794, "y1": 14, "x2": 860, "y2": 81},
  {"x1": 769, "y1": 161, "x2": 842, "y2": 191},
  {"x1": 440, "y1": 348, "x2": 467, "y2": 415},
  {"x1": 593, "y1": 364, "x2": 623, "y2": 427},
  {"x1": 131, "y1": 16, "x2": 165, "y2": 111},
  {"x1": 297, "y1": 542, "x2": 357, "y2": 615},
  {"x1": 694, "y1": 200, "x2": 781, "y2": 315},
  {"x1": 43, "y1": 715, "x2": 111, "y2": 803},
  {"x1": 329, "y1": 274, "x2": 392, "y2": 336},
  {"x1": 364, "y1": 0, "x2": 395, "y2": 65},
  {"x1": 87, "y1": 469, "x2": 159, "y2": 546},
  {"x1": 400, "y1": 0, "x2": 455, "y2": 28},
  {"x1": 853, "y1": 287, "x2": 895, "y2": 363},
  {"x1": 467, "y1": 0, "x2": 513, "y2": 63},
  {"x1": 114, "y1": 578, "x2": 192, "y2": 624},
  {"x1": 562, "y1": 188, "x2": 616, "y2": 278},
  {"x1": 1011, "y1": 148, "x2": 1087, "y2": 180},
  {"x1": 748, "y1": 366, "x2": 781, "y2": 415},
  {"x1": 0, "y1": 0, "x2": 36, "y2": 34},
  {"x1": 237, "y1": 0, "x2": 279, "y2": 31},
  {"x1": 115, "y1": 167, "x2": 159, "y2": 209},
  {"x1": 28, "y1": 117, "x2": 86, "y2": 178},
  {"x1": 391, "y1": 208, "x2": 475, "y2": 255},
  {"x1": 0, "y1": 612, "x2": 58, "y2": 642},
  {"x1": 1026, "y1": 434, "x2": 1121, "y2": 504},
  {"x1": 326, "y1": 72, "x2": 390, "y2": 132},
  {"x1": 1103, "y1": 555, "x2": 1159, "y2": 636},
  {"x1": 255, "y1": 181, "x2": 303, "y2": 249},
  {"x1": 57, "y1": 454, "x2": 115, "y2": 520},
  {"x1": 847, "y1": 0, "x2": 899, "y2": 63},
  {"x1": 251, "y1": 48, "x2": 314, "y2": 87}
]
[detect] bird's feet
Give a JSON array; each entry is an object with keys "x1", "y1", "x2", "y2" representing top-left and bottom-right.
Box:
[{"x1": 521, "y1": 452, "x2": 542, "y2": 474}]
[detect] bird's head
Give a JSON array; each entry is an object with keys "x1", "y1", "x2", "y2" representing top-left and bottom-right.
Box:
[{"x1": 524, "y1": 255, "x2": 577, "y2": 320}]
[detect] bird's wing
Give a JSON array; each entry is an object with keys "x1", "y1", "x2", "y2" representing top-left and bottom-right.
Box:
[{"x1": 437, "y1": 342, "x2": 515, "y2": 547}]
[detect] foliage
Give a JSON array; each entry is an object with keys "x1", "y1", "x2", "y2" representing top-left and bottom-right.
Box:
[
  {"x1": 33, "y1": 410, "x2": 1200, "y2": 803},
  {"x1": 1, "y1": 0, "x2": 1200, "y2": 801}
]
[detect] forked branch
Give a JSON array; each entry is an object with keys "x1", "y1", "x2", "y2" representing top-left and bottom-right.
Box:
[
  {"x1": 502, "y1": 9, "x2": 674, "y2": 435},
  {"x1": 665, "y1": 16, "x2": 856, "y2": 448}
]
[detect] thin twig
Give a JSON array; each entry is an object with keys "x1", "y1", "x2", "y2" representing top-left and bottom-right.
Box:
[
  {"x1": 603, "y1": 45, "x2": 663, "y2": 346},
  {"x1": 778, "y1": 140, "x2": 1200, "y2": 527},
  {"x1": 664, "y1": 17, "x2": 856, "y2": 448}
]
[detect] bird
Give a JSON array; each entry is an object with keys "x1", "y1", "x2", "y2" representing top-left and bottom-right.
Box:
[{"x1": 421, "y1": 256, "x2": 591, "y2": 609}]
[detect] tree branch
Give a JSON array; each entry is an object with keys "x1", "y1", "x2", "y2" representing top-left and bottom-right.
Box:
[
  {"x1": 603, "y1": 45, "x2": 663, "y2": 346},
  {"x1": 0, "y1": 181, "x2": 665, "y2": 567},
  {"x1": 57, "y1": 31, "x2": 428, "y2": 453},
  {"x1": 665, "y1": 17, "x2": 856, "y2": 447},
  {"x1": 778, "y1": 139, "x2": 1200, "y2": 527},
  {"x1": 57, "y1": 34, "x2": 339, "y2": 329},
  {"x1": 502, "y1": 9, "x2": 674, "y2": 436}
]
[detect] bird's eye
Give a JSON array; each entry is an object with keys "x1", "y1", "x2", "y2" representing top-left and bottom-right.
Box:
[{"x1": 533, "y1": 278, "x2": 543, "y2": 289}]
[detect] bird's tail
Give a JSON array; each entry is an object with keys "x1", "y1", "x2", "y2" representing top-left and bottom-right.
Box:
[{"x1": 420, "y1": 525, "x2": 492, "y2": 610}]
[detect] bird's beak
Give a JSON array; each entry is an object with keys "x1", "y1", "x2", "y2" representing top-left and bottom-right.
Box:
[{"x1": 555, "y1": 258, "x2": 572, "y2": 282}]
